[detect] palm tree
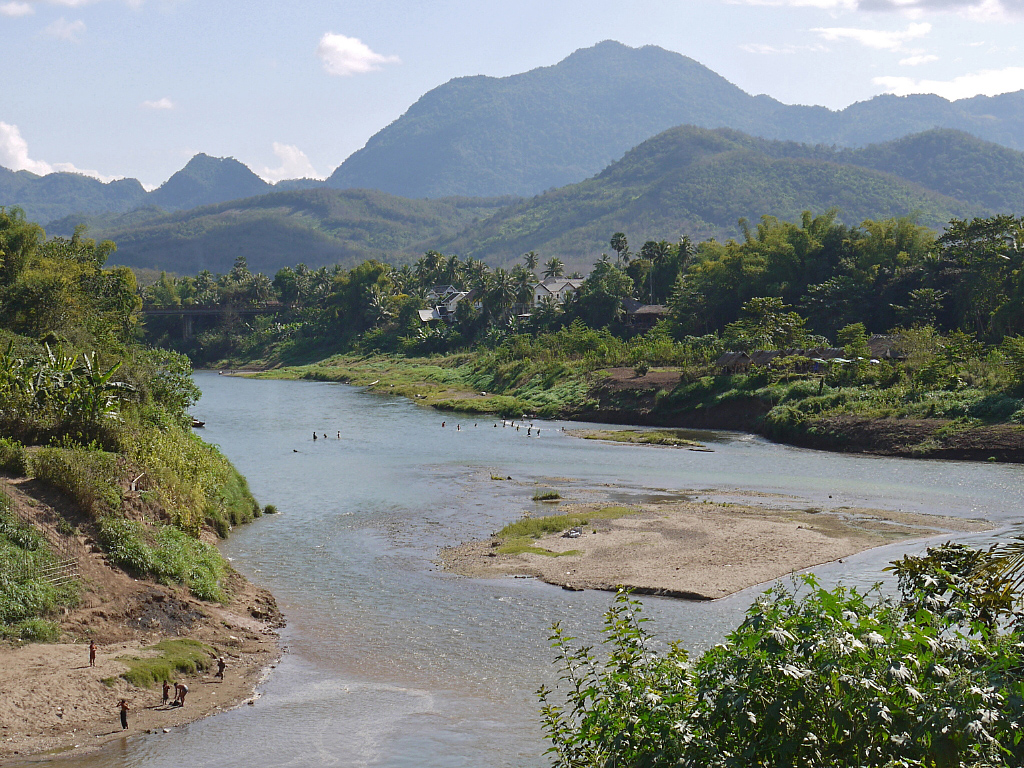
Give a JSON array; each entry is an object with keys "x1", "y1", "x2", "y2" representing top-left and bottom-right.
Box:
[
  {"x1": 610, "y1": 232, "x2": 629, "y2": 267},
  {"x1": 543, "y1": 257, "x2": 565, "y2": 280},
  {"x1": 523, "y1": 251, "x2": 539, "y2": 272},
  {"x1": 486, "y1": 268, "x2": 516, "y2": 322}
]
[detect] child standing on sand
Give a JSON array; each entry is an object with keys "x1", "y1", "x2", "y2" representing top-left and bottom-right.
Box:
[
  {"x1": 119, "y1": 699, "x2": 129, "y2": 730},
  {"x1": 89, "y1": 639, "x2": 96, "y2": 667},
  {"x1": 162, "y1": 680, "x2": 171, "y2": 705}
]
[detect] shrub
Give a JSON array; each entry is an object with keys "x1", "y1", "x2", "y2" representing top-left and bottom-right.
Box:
[
  {"x1": 0, "y1": 437, "x2": 29, "y2": 475},
  {"x1": 99, "y1": 517, "x2": 227, "y2": 602},
  {"x1": 541, "y1": 561, "x2": 1024, "y2": 768}
]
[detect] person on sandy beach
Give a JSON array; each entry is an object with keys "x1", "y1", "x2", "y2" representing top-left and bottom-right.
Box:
[
  {"x1": 174, "y1": 682, "x2": 188, "y2": 707},
  {"x1": 162, "y1": 680, "x2": 171, "y2": 705},
  {"x1": 118, "y1": 699, "x2": 129, "y2": 730},
  {"x1": 215, "y1": 657, "x2": 226, "y2": 680},
  {"x1": 89, "y1": 640, "x2": 96, "y2": 667}
]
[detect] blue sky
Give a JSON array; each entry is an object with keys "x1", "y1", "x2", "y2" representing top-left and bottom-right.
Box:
[{"x1": 2, "y1": 0, "x2": 1022, "y2": 188}]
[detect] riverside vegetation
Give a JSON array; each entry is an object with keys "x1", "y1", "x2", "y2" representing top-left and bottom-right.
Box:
[
  {"x1": 144, "y1": 209, "x2": 1024, "y2": 460},
  {"x1": 0, "y1": 206, "x2": 268, "y2": 642}
]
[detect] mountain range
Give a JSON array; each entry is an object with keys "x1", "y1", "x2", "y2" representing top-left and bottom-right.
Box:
[
  {"x1": 48, "y1": 126, "x2": 1022, "y2": 276},
  {"x1": 6, "y1": 40, "x2": 1024, "y2": 226},
  {"x1": 326, "y1": 40, "x2": 1024, "y2": 199},
  {"x1": 4, "y1": 40, "x2": 1024, "y2": 276}
]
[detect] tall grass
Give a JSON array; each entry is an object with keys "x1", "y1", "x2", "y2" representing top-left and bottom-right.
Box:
[{"x1": 31, "y1": 446, "x2": 123, "y2": 518}]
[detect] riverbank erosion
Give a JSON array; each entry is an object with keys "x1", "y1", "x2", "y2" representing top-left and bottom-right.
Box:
[
  {"x1": 439, "y1": 495, "x2": 994, "y2": 599},
  {"x1": 0, "y1": 475, "x2": 284, "y2": 762},
  {"x1": 240, "y1": 354, "x2": 1024, "y2": 463}
]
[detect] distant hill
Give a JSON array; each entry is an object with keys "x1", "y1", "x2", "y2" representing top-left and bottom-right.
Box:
[
  {"x1": 326, "y1": 40, "x2": 1024, "y2": 199},
  {"x1": 1, "y1": 154, "x2": 290, "y2": 224},
  {"x1": 67, "y1": 126, "x2": 1021, "y2": 276},
  {"x1": 0, "y1": 166, "x2": 147, "y2": 224},
  {"x1": 433, "y1": 126, "x2": 987, "y2": 268},
  {"x1": 66, "y1": 189, "x2": 514, "y2": 275},
  {"x1": 146, "y1": 154, "x2": 271, "y2": 211}
]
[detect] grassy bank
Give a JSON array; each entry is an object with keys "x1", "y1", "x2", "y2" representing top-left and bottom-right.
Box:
[{"x1": 246, "y1": 347, "x2": 1024, "y2": 462}]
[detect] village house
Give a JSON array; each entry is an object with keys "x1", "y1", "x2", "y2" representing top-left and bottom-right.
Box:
[
  {"x1": 417, "y1": 285, "x2": 481, "y2": 323},
  {"x1": 532, "y1": 278, "x2": 584, "y2": 308}
]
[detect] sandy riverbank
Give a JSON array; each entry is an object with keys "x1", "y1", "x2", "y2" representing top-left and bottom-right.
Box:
[
  {"x1": 0, "y1": 477, "x2": 284, "y2": 763},
  {"x1": 439, "y1": 492, "x2": 993, "y2": 599}
]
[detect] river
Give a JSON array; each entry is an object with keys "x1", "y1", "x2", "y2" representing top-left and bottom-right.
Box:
[{"x1": 55, "y1": 372, "x2": 1023, "y2": 767}]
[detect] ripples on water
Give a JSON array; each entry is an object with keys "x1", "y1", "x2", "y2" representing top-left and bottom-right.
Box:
[{"x1": 49, "y1": 373, "x2": 1022, "y2": 768}]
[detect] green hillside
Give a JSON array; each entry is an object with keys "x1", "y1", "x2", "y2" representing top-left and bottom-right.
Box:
[
  {"x1": 147, "y1": 153, "x2": 271, "y2": 211},
  {"x1": 54, "y1": 126, "x2": 1021, "y2": 275},
  {"x1": 434, "y1": 126, "x2": 985, "y2": 268},
  {"x1": 87, "y1": 188, "x2": 514, "y2": 274}
]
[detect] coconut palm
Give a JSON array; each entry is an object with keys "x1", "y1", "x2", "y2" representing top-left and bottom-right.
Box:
[{"x1": 542, "y1": 257, "x2": 565, "y2": 280}]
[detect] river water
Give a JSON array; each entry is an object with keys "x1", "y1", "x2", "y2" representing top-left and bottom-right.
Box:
[{"x1": 50, "y1": 372, "x2": 1023, "y2": 767}]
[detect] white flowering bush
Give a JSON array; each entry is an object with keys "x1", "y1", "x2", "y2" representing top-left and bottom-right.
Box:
[{"x1": 541, "y1": 556, "x2": 1024, "y2": 768}]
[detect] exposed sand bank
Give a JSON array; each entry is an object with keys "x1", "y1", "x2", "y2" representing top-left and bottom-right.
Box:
[
  {"x1": 0, "y1": 477, "x2": 284, "y2": 763},
  {"x1": 439, "y1": 493, "x2": 993, "y2": 599}
]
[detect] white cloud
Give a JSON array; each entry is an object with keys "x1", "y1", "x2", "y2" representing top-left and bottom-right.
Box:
[
  {"x1": 43, "y1": 16, "x2": 85, "y2": 40},
  {"x1": 813, "y1": 21, "x2": 931, "y2": 49},
  {"x1": 0, "y1": 122, "x2": 120, "y2": 182},
  {"x1": 141, "y1": 97, "x2": 174, "y2": 110},
  {"x1": 316, "y1": 33, "x2": 400, "y2": 76},
  {"x1": 734, "y1": 0, "x2": 1024, "y2": 18},
  {"x1": 741, "y1": 42, "x2": 828, "y2": 53},
  {"x1": 0, "y1": 2, "x2": 33, "y2": 16},
  {"x1": 899, "y1": 53, "x2": 939, "y2": 64},
  {"x1": 874, "y1": 65, "x2": 1024, "y2": 98},
  {"x1": 258, "y1": 142, "x2": 321, "y2": 183}
]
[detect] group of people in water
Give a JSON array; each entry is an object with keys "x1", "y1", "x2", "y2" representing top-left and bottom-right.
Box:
[
  {"x1": 94, "y1": 639, "x2": 228, "y2": 732},
  {"x1": 313, "y1": 421, "x2": 546, "y2": 439}
]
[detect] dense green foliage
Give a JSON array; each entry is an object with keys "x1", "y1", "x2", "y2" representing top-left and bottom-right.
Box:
[
  {"x1": 0, "y1": 209, "x2": 262, "y2": 626},
  {"x1": 541, "y1": 549, "x2": 1024, "y2": 767}
]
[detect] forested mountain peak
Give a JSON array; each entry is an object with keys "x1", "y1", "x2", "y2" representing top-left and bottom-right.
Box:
[
  {"x1": 325, "y1": 41, "x2": 1024, "y2": 199},
  {"x1": 146, "y1": 153, "x2": 270, "y2": 212}
]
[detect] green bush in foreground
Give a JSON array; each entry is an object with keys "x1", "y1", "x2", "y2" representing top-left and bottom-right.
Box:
[
  {"x1": 542, "y1": 550, "x2": 1024, "y2": 768},
  {"x1": 99, "y1": 518, "x2": 226, "y2": 602}
]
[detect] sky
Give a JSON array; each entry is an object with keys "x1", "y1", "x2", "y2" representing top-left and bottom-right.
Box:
[{"x1": 2, "y1": 0, "x2": 1023, "y2": 189}]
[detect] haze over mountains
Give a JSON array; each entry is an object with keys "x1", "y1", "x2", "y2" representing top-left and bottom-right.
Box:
[
  {"x1": 326, "y1": 40, "x2": 1024, "y2": 199},
  {"x1": 3, "y1": 40, "x2": 1024, "y2": 275},
  {"x1": 52, "y1": 126, "x2": 1022, "y2": 276}
]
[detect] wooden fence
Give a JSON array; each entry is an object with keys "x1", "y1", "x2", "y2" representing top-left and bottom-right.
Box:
[{"x1": 1, "y1": 486, "x2": 79, "y2": 587}]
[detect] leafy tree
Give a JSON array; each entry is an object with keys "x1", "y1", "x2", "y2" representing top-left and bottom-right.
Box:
[{"x1": 723, "y1": 297, "x2": 811, "y2": 351}]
